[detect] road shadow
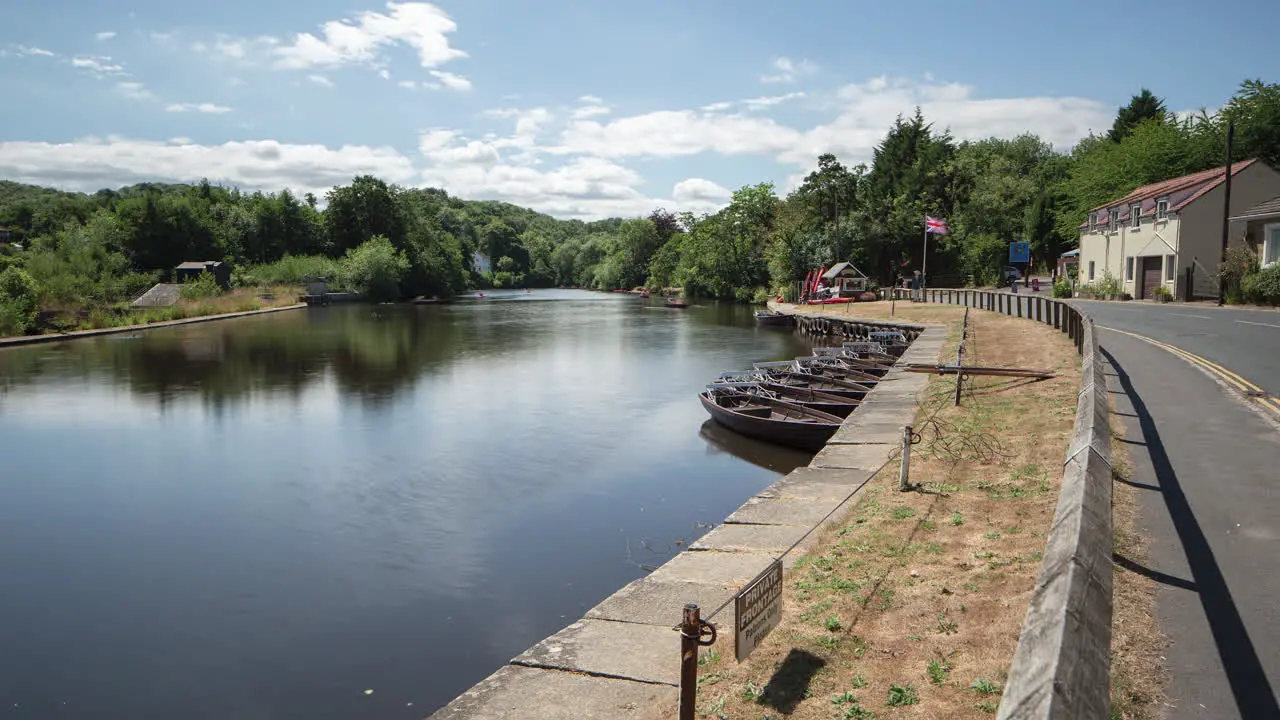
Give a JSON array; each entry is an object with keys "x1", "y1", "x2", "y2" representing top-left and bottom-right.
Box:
[{"x1": 1102, "y1": 346, "x2": 1280, "y2": 718}]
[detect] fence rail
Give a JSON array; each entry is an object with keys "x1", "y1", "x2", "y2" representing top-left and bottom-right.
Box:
[{"x1": 893, "y1": 287, "x2": 1112, "y2": 719}]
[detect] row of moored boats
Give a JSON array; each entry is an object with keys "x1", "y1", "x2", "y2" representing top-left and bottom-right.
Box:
[{"x1": 698, "y1": 333, "x2": 908, "y2": 452}]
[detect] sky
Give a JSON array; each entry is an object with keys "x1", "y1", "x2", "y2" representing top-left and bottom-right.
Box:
[{"x1": 0, "y1": 0, "x2": 1275, "y2": 219}]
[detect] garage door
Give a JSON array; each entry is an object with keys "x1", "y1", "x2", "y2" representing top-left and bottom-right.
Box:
[{"x1": 1140, "y1": 256, "x2": 1162, "y2": 300}]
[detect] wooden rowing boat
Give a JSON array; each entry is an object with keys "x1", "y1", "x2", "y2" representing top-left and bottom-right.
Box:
[
  {"x1": 709, "y1": 381, "x2": 858, "y2": 418},
  {"x1": 754, "y1": 310, "x2": 794, "y2": 327},
  {"x1": 699, "y1": 387, "x2": 843, "y2": 452}
]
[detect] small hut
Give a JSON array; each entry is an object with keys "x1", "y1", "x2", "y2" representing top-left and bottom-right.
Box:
[
  {"x1": 820, "y1": 262, "x2": 871, "y2": 298},
  {"x1": 174, "y1": 261, "x2": 231, "y2": 289}
]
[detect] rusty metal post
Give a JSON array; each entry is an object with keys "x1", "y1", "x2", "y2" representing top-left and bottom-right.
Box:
[
  {"x1": 899, "y1": 425, "x2": 913, "y2": 491},
  {"x1": 679, "y1": 604, "x2": 700, "y2": 720}
]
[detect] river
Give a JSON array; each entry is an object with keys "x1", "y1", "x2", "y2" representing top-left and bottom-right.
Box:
[{"x1": 0, "y1": 290, "x2": 813, "y2": 719}]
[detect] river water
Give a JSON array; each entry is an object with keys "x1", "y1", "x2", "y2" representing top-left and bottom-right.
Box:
[{"x1": 0, "y1": 290, "x2": 813, "y2": 719}]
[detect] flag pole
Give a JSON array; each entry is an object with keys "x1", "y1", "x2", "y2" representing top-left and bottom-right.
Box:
[{"x1": 922, "y1": 216, "x2": 929, "y2": 297}]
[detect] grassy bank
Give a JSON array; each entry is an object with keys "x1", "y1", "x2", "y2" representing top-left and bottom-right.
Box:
[
  {"x1": 692, "y1": 302, "x2": 1083, "y2": 719},
  {"x1": 33, "y1": 286, "x2": 303, "y2": 335}
]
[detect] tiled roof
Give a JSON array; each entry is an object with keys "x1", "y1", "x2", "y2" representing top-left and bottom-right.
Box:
[
  {"x1": 1234, "y1": 193, "x2": 1280, "y2": 220},
  {"x1": 1088, "y1": 159, "x2": 1258, "y2": 216}
]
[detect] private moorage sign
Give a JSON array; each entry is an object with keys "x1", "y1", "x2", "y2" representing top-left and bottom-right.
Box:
[{"x1": 735, "y1": 559, "x2": 783, "y2": 661}]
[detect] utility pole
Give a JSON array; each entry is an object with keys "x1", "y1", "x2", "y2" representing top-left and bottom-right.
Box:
[{"x1": 1218, "y1": 120, "x2": 1234, "y2": 307}]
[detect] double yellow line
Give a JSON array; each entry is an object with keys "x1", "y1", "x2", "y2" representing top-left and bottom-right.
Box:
[{"x1": 1102, "y1": 326, "x2": 1280, "y2": 416}]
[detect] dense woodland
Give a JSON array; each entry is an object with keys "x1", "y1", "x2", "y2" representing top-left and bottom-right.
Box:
[{"x1": 2, "y1": 79, "x2": 1279, "y2": 335}]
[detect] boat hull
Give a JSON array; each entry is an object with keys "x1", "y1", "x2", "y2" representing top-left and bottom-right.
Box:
[
  {"x1": 699, "y1": 393, "x2": 840, "y2": 452},
  {"x1": 754, "y1": 312, "x2": 794, "y2": 327}
]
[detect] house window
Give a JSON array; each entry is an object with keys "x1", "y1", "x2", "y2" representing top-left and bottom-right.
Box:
[
  {"x1": 1131, "y1": 204, "x2": 1142, "y2": 229},
  {"x1": 1156, "y1": 197, "x2": 1170, "y2": 220},
  {"x1": 1088, "y1": 261, "x2": 1095, "y2": 281},
  {"x1": 1089, "y1": 213, "x2": 1098, "y2": 231},
  {"x1": 1125, "y1": 257, "x2": 1134, "y2": 281},
  {"x1": 1264, "y1": 223, "x2": 1280, "y2": 268},
  {"x1": 1165, "y1": 254, "x2": 1176, "y2": 280},
  {"x1": 1110, "y1": 210, "x2": 1119, "y2": 228}
]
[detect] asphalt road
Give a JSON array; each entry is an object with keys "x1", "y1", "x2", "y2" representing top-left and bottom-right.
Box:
[
  {"x1": 1101, "y1": 329, "x2": 1280, "y2": 719},
  {"x1": 1076, "y1": 300, "x2": 1280, "y2": 398}
]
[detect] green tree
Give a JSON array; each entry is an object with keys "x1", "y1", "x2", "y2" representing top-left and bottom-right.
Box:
[
  {"x1": 341, "y1": 235, "x2": 409, "y2": 301},
  {"x1": 326, "y1": 176, "x2": 405, "y2": 255},
  {"x1": 0, "y1": 266, "x2": 40, "y2": 336},
  {"x1": 1108, "y1": 89, "x2": 1168, "y2": 143}
]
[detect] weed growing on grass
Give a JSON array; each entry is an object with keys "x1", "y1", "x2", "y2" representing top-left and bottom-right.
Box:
[
  {"x1": 699, "y1": 648, "x2": 720, "y2": 666},
  {"x1": 936, "y1": 612, "x2": 959, "y2": 635},
  {"x1": 849, "y1": 636, "x2": 870, "y2": 657},
  {"x1": 875, "y1": 588, "x2": 896, "y2": 610},
  {"x1": 817, "y1": 635, "x2": 840, "y2": 651},
  {"x1": 927, "y1": 658, "x2": 952, "y2": 685},
  {"x1": 741, "y1": 680, "x2": 764, "y2": 702},
  {"x1": 984, "y1": 531, "x2": 1002, "y2": 540},
  {"x1": 971, "y1": 678, "x2": 1001, "y2": 696},
  {"x1": 832, "y1": 691, "x2": 857, "y2": 704},
  {"x1": 974, "y1": 551, "x2": 996, "y2": 560},
  {"x1": 962, "y1": 582, "x2": 980, "y2": 592},
  {"x1": 886, "y1": 683, "x2": 919, "y2": 707},
  {"x1": 700, "y1": 695, "x2": 727, "y2": 718},
  {"x1": 921, "y1": 519, "x2": 936, "y2": 531},
  {"x1": 824, "y1": 615, "x2": 844, "y2": 632},
  {"x1": 851, "y1": 674, "x2": 869, "y2": 688},
  {"x1": 951, "y1": 512, "x2": 964, "y2": 526},
  {"x1": 892, "y1": 507, "x2": 916, "y2": 520},
  {"x1": 975, "y1": 700, "x2": 998, "y2": 713},
  {"x1": 698, "y1": 672, "x2": 723, "y2": 688}
]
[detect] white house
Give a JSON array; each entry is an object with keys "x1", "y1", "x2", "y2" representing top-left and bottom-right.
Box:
[
  {"x1": 1077, "y1": 159, "x2": 1280, "y2": 300},
  {"x1": 1229, "y1": 192, "x2": 1280, "y2": 268}
]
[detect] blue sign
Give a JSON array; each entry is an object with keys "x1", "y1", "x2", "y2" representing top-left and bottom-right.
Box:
[{"x1": 1009, "y1": 241, "x2": 1031, "y2": 264}]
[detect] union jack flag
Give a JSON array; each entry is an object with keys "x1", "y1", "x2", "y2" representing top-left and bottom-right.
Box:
[{"x1": 925, "y1": 216, "x2": 949, "y2": 235}]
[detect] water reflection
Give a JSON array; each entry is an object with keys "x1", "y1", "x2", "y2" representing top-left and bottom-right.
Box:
[
  {"x1": 699, "y1": 419, "x2": 813, "y2": 474},
  {"x1": 0, "y1": 290, "x2": 814, "y2": 719}
]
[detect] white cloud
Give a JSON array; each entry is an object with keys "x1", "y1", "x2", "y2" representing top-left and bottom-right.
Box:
[
  {"x1": 419, "y1": 131, "x2": 500, "y2": 166},
  {"x1": 275, "y1": 1, "x2": 466, "y2": 72},
  {"x1": 553, "y1": 110, "x2": 802, "y2": 159},
  {"x1": 579, "y1": 95, "x2": 603, "y2": 104},
  {"x1": 700, "y1": 101, "x2": 733, "y2": 112},
  {"x1": 397, "y1": 80, "x2": 418, "y2": 90},
  {"x1": 167, "y1": 137, "x2": 193, "y2": 145},
  {"x1": 760, "y1": 56, "x2": 818, "y2": 84},
  {"x1": 308, "y1": 74, "x2": 334, "y2": 87},
  {"x1": 165, "y1": 103, "x2": 233, "y2": 114},
  {"x1": 742, "y1": 92, "x2": 805, "y2": 110},
  {"x1": 778, "y1": 76, "x2": 1110, "y2": 164},
  {"x1": 116, "y1": 81, "x2": 154, "y2": 101},
  {"x1": 150, "y1": 31, "x2": 177, "y2": 45},
  {"x1": 18, "y1": 45, "x2": 56, "y2": 57},
  {"x1": 95, "y1": 31, "x2": 117, "y2": 41},
  {"x1": 429, "y1": 69, "x2": 470, "y2": 91},
  {"x1": 71, "y1": 55, "x2": 126, "y2": 76},
  {"x1": 0, "y1": 137, "x2": 418, "y2": 196},
  {"x1": 379, "y1": 68, "x2": 391, "y2": 80},
  {"x1": 673, "y1": 177, "x2": 732, "y2": 203}
]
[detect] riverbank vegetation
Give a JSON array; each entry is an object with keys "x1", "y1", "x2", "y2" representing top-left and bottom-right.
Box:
[{"x1": 1, "y1": 79, "x2": 1277, "y2": 335}]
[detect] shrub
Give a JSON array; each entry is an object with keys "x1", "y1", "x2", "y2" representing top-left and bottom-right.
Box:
[
  {"x1": 1052, "y1": 276, "x2": 1072, "y2": 298},
  {"x1": 0, "y1": 267, "x2": 41, "y2": 336},
  {"x1": 239, "y1": 255, "x2": 342, "y2": 287},
  {"x1": 1080, "y1": 269, "x2": 1122, "y2": 298},
  {"x1": 179, "y1": 270, "x2": 224, "y2": 299},
  {"x1": 1241, "y1": 265, "x2": 1280, "y2": 305},
  {"x1": 1150, "y1": 284, "x2": 1172, "y2": 300},
  {"x1": 340, "y1": 235, "x2": 409, "y2": 301}
]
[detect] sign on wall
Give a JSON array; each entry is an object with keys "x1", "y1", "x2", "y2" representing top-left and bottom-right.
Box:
[
  {"x1": 735, "y1": 560, "x2": 783, "y2": 661},
  {"x1": 1009, "y1": 241, "x2": 1031, "y2": 264}
]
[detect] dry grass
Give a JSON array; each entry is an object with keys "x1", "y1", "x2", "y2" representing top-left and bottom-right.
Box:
[
  {"x1": 1108, "y1": 430, "x2": 1169, "y2": 718},
  {"x1": 78, "y1": 286, "x2": 302, "y2": 330},
  {"x1": 685, "y1": 306, "x2": 1080, "y2": 720}
]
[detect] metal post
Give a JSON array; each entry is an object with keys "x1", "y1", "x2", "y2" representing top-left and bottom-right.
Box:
[
  {"x1": 1185, "y1": 266, "x2": 1193, "y2": 302},
  {"x1": 679, "y1": 604, "x2": 700, "y2": 720},
  {"x1": 899, "y1": 425, "x2": 913, "y2": 491},
  {"x1": 1219, "y1": 120, "x2": 1234, "y2": 307}
]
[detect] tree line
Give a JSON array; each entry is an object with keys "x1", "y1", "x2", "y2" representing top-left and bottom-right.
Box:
[{"x1": 2, "y1": 78, "x2": 1278, "y2": 334}]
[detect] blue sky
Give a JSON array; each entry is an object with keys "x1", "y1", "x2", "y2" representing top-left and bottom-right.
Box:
[{"x1": 1, "y1": 0, "x2": 1275, "y2": 218}]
